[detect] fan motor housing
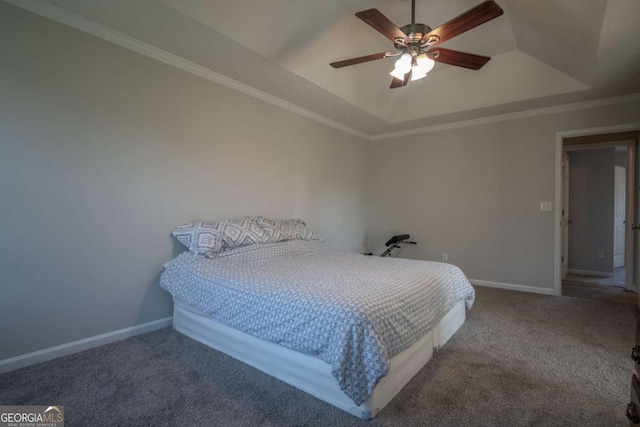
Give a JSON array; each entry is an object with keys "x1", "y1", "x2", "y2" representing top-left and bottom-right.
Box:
[{"x1": 400, "y1": 23, "x2": 432, "y2": 44}]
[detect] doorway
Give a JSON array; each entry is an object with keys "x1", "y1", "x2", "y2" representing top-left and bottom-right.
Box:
[
  {"x1": 554, "y1": 125, "x2": 640, "y2": 306},
  {"x1": 561, "y1": 145, "x2": 633, "y2": 303}
]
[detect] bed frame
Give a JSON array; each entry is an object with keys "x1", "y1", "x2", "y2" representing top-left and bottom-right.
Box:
[{"x1": 173, "y1": 300, "x2": 466, "y2": 420}]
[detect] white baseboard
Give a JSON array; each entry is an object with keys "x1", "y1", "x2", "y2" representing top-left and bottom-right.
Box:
[
  {"x1": 567, "y1": 269, "x2": 614, "y2": 278},
  {"x1": 0, "y1": 316, "x2": 173, "y2": 374},
  {"x1": 470, "y1": 279, "x2": 555, "y2": 296}
]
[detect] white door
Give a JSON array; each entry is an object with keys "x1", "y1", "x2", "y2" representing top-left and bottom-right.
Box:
[
  {"x1": 562, "y1": 152, "x2": 570, "y2": 279},
  {"x1": 614, "y1": 166, "x2": 626, "y2": 268}
]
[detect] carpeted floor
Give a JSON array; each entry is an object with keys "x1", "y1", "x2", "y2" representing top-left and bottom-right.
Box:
[
  {"x1": 562, "y1": 280, "x2": 637, "y2": 306},
  {"x1": 565, "y1": 267, "x2": 626, "y2": 287},
  {"x1": 0, "y1": 287, "x2": 635, "y2": 426},
  {"x1": 562, "y1": 267, "x2": 636, "y2": 306}
]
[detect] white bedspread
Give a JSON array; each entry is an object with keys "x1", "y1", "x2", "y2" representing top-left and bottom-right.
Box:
[{"x1": 160, "y1": 240, "x2": 474, "y2": 405}]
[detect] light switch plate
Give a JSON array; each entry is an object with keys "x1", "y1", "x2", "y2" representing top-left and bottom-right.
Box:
[{"x1": 540, "y1": 201, "x2": 552, "y2": 211}]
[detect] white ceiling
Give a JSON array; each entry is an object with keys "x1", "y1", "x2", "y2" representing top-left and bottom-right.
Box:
[{"x1": 15, "y1": 0, "x2": 640, "y2": 135}]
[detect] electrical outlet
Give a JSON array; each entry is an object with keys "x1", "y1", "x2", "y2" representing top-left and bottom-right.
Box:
[
  {"x1": 442, "y1": 253, "x2": 448, "y2": 262},
  {"x1": 596, "y1": 250, "x2": 604, "y2": 259}
]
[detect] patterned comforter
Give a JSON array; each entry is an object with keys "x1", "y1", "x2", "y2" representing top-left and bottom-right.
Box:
[{"x1": 160, "y1": 240, "x2": 475, "y2": 405}]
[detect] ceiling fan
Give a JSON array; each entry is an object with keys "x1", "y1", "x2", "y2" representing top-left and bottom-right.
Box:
[{"x1": 330, "y1": 0, "x2": 504, "y2": 89}]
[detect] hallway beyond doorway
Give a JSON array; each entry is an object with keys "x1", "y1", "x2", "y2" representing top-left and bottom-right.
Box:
[
  {"x1": 562, "y1": 267, "x2": 635, "y2": 305},
  {"x1": 565, "y1": 267, "x2": 626, "y2": 287}
]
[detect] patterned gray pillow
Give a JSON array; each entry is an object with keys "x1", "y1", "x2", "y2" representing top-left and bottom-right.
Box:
[
  {"x1": 215, "y1": 216, "x2": 270, "y2": 248},
  {"x1": 172, "y1": 217, "x2": 269, "y2": 255},
  {"x1": 256, "y1": 217, "x2": 320, "y2": 242},
  {"x1": 171, "y1": 222, "x2": 227, "y2": 254}
]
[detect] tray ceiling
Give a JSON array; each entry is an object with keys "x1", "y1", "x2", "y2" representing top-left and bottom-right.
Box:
[{"x1": 12, "y1": 0, "x2": 640, "y2": 135}]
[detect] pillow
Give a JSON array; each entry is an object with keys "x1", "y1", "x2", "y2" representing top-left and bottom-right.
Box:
[
  {"x1": 171, "y1": 216, "x2": 269, "y2": 255},
  {"x1": 213, "y1": 216, "x2": 270, "y2": 249},
  {"x1": 171, "y1": 222, "x2": 226, "y2": 255},
  {"x1": 256, "y1": 217, "x2": 320, "y2": 242}
]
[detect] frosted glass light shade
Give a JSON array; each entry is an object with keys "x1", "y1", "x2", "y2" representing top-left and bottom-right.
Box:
[
  {"x1": 390, "y1": 67, "x2": 406, "y2": 80},
  {"x1": 394, "y1": 54, "x2": 412, "y2": 74},
  {"x1": 410, "y1": 66, "x2": 427, "y2": 81},
  {"x1": 390, "y1": 53, "x2": 412, "y2": 79},
  {"x1": 416, "y1": 54, "x2": 435, "y2": 74}
]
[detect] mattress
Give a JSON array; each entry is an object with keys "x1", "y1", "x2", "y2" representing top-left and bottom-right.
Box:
[
  {"x1": 173, "y1": 299, "x2": 466, "y2": 420},
  {"x1": 160, "y1": 239, "x2": 475, "y2": 405}
]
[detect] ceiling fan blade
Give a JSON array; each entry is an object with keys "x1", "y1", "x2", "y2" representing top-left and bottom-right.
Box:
[
  {"x1": 330, "y1": 52, "x2": 389, "y2": 68},
  {"x1": 429, "y1": 48, "x2": 491, "y2": 70},
  {"x1": 421, "y1": 0, "x2": 503, "y2": 45},
  {"x1": 390, "y1": 70, "x2": 411, "y2": 89},
  {"x1": 356, "y1": 9, "x2": 410, "y2": 45}
]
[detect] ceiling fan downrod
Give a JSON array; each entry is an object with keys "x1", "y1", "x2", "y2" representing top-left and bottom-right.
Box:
[
  {"x1": 411, "y1": 0, "x2": 415, "y2": 25},
  {"x1": 398, "y1": 0, "x2": 434, "y2": 48}
]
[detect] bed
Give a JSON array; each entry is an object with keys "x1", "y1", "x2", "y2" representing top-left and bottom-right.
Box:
[{"x1": 160, "y1": 238, "x2": 474, "y2": 420}]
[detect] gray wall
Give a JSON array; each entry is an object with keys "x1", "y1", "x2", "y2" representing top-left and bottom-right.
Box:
[
  {"x1": 366, "y1": 102, "x2": 640, "y2": 290},
  {"x1": 2, "y1": 1, "x2": 640, "y2": 362},
  {"x1": 0, "y1": 4, "x2": 367, "y2": 360},
  {"x1": 566, "y1": 149, "x2": 615, "y2": 274}
]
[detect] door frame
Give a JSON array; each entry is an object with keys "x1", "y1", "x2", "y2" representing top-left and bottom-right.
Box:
[
  {"x1": 614, "y1": 164, "x2": 627, "y2": 270},
  {"x1": 554, "y1": 123, "x2": 640, "y2": 297},
  {"x1": 561, "y1": 152, "x2": 570, "y2": 279}
]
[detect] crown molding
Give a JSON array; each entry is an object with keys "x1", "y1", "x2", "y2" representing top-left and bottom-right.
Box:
[
  {"x1": 6, "y1": 0, "x2": 369, "y2": 139},
  {"x1": 369, "y1": 93, "x2": 640, "y2": 140},
  {"x1": 7, "y1": 0, "x2": 640, "y2": 143}
]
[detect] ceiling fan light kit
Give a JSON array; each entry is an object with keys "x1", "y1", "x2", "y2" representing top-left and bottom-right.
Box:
[
  {"x1": 390, "y1": 53, "x2": 412, "y2": 79},
  {"x1": 330, "y1": 0, "x2": 504, "y2": 89}
]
